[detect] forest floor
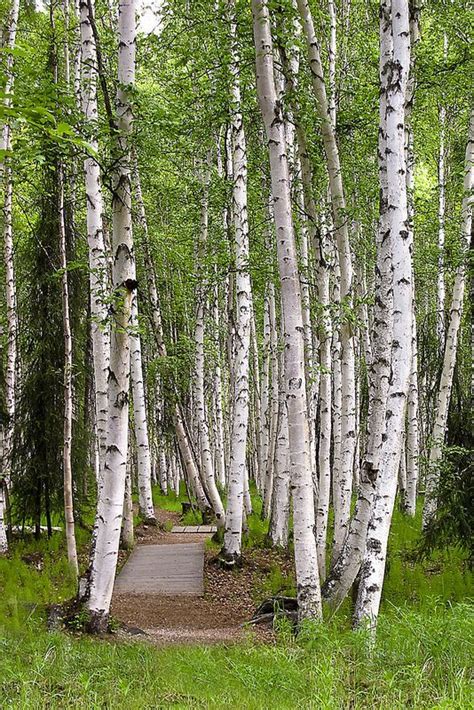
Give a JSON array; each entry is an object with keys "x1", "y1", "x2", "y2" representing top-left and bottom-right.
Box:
[
  {"x1": 112, "y1": 507, "x2": 283, "y2": 645},
  {"x1": 0, "y1": 488, "x2": 472, "y2": 708}
]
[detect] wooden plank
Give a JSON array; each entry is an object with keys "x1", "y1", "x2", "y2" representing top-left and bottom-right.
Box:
[{"x1": 114, "y1": 542, "x2": 205, "y2": 596}]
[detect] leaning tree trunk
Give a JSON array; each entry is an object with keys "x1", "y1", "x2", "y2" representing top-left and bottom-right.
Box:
[
  {"x1": 0, "y1": 0, "x2": 20, "y2": 555},
  {"x1": 297, "y1": 0, "x2": 356, "y2": 560},
  {"x1": 422, "y1": 110, "x2": 474, "y2": 529},
  {"x1": 322, "y1": 0, "x2": 393, "y2": 609},
  {"x1": 85, "y1": 0, "x2": 137, "y2": 632},
  {"x1": 253, "y1": 0, "x2": 322, "y2": 621},
  {"x1": 81, "y1": 0, "x2": 110, "y2": 479},
  {"x1": 354, "y1": 0, "x2": 412, "y2": 631},
  {"x1": 221, "y1": 0, "x2": 252, "y2": 562}
]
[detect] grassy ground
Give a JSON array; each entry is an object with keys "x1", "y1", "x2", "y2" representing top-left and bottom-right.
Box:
[{"x1": 0, "y1": 489, "x2": 472, "y2": 709}]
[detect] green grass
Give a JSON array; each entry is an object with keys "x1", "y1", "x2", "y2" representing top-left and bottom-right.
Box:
[{"x1": 0, "y1": 495, "x2": 472, "y2": 709}]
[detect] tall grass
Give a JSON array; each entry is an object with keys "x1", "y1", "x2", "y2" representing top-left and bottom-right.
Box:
[{"x1": 0, "y1": 491, "x2": 472, "y2": 708}]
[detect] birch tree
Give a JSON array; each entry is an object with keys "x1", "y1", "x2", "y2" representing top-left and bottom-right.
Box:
[
  {"x1": 354, "y1": 0, "x2": 412, "y2": 630},
  {"x1": 85, "y1": 0, "x2": 137, "y2": 631},
  {"x1": 81, "y1": 0, "x2": 110, "y2": 478},
  {"x1": 221, "y1": 0, "x2": 252, "y2": 562},
  {"x1": 253, "y1": 0, "x2": 322, "y2": 620},
  {"x1": 297, "y1": 0, "x2": 356, "y2": 558},
  {"x1": 0, "y1": 0, "x2": 20, "y2": 555}
]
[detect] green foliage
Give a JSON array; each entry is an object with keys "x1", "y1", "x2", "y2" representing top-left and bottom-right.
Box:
[{"x1": 418, "y1": 446, "x2": 474, "y2": 564}]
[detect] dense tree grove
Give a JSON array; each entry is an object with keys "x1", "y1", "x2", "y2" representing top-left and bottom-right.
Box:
[{"x1": 0, "y1": 0, "x2": 472, "y2": 642}]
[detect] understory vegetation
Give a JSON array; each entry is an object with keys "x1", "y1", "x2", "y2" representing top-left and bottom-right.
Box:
[{"x1": 1, "y1": 488, "x2": 472, "y2": 709}]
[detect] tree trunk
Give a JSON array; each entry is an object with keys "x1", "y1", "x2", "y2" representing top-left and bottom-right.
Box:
[
  {"x1": 81, "y1": 0, "x2": 110, "y2": 479},
  {"x1": 354, "y1": 0, "x2": 412, "y2": 631},
  {"x1": 58, "y1": 165, "x2": 79, "y2": 575},
  {"x1": 222, "y1": 0, "x2": 252, "y2": 561},
  {"x1": 0, "y1": 0, "x2": 20, "y2": 554},
  {"x1": 253, "y1": 0, "x2": 322, "y2": 620},
  {"x1": 86, "y1": 0, "x2": 137, "y2": 632},
  {"x1": 297, "y1": 0, "x2": 356, "y2": 560},
  {"x1": 130, "y1": 295, "x2": 156, "y2": 523},
  {"x1": 322, "y1": 0, "x2": 393, "y2": 609}
]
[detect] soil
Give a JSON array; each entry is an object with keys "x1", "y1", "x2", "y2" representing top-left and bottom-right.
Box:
[{"x1": 111, "y1": 508, "x2": 294, "y2": 646}]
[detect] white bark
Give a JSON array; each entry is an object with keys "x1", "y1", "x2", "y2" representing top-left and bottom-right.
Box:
[
  {"x1": 253, "y1": 0, "x2": 322, "y2": 620},
  {"x1": 80, "y1": 0, "x2": 110, "y2": 478},
  {"x1": 322, "y1": 0, "x2": 393, "y2": 608},
  {"x1": 130, "y1": 295, "x2": 156, "y2": 522},
  {"x1": 297, "y1": 0, "x2": 356, "y2": 561},
  {"x1": 0, "y1": 0, "x2": 20, "y2": 555},
  {"x1": 222, "y1": 0, "x2": 252, "y2": 560},
  {"x1": 436, "y1": 35, "x2": 448, "y2": 347},
  {"x1": 269, "y1": 369, "x2": 290, "y2": 548},
  {"x1": 423, "y1": 110, "x2": 474, "y2": 528},
  {"x1": 58, "y1": 166, "x2": 79, "y2": 575},
  {"x1": 194, "y1": 168, "x2": 225, "y2": 527},
  {"x1": 212, "y1": 281, "x2": 226, "y2": 488},
  {"x1": 86, "y1": 0, "x2": 136, "y2": 631},
  {"x1": 121, "y1": 456, "x2": 134, "y2": 549},
  {"x1": 405, "y1": 285, "x2": 419, "y2": 516},
  {"x1": 262, "y1": 282, "x2": 279, "y2": 520},
  {"x1": 354, "y1": 0, "x2": 412, "y2": 630}
]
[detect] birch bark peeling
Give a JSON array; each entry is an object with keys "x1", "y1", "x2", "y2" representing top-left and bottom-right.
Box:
[{"x1": 253, "y1": 0, "x2": 322, "y2": 621}]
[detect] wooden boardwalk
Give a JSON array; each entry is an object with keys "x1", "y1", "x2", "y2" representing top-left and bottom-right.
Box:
[
  {"x1": 115, "y1": 542, "x2": 205, "y2": 595},
  {"x1": 171, "y1": 525, "x2": 217, "y2": 534}
]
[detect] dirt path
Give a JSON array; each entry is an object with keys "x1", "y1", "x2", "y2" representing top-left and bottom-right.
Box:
[{"x1": 111, "y1": 508, "x2": 274, "y2": 645}]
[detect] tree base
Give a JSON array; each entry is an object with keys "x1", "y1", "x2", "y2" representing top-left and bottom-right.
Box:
[{"x1": 217, "y1": 549, "x2": 243, "y2": 569}]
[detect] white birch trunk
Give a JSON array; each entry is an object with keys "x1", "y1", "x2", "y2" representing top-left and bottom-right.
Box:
[
  {"x1": 268, "y1": 372, "x2": 290, "y2": 548},
  {"x1": 58, "y1": 166, "x2": 79, "y2": 575},
  {"x1": 423, "y1": 110, "x2": 474, "y2": 528},
  {"x1": 80, "y1": 0, "x2": 110, "y2": 478},
  {"x1": 322, "y1": 0, "x2": 393, "y2": 608},
  {"x1": 222, "y1": 0, "x2": 252, "y2": 560},
  {"x1": 436, "y1": 35, "x2": 448, "y2": 347},
  {"x1": 194, "y1": 169, "x2": 225, "y2": 527},
  {"x1": 121, "y1": 457, "x2": 134, "y2": 550},
  {"x1": 0, "y1": 0, "x2": 20, "y2": 554},
  {"x1": 130, "y1": 295, "x2": 156, "y2": 522},
  {"x1": 253, "y1": 0, "x2": 322, "y2": 620},
  {"x1": 315, "y1": 224, "x2": 332, "y2": 580},
  {"x1": 297, "y1": 0, "x2": 356, "y2": 560},
  {"x1": 86, "y1": 0, "x2": 136, "y2": 631},
  {"x1": 354, "y1": 0, "x2": 412, "y2": 630}
]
